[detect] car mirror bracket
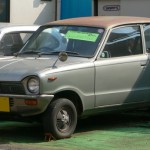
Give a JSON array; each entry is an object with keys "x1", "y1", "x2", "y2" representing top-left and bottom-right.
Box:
[{"x1": 52, "y1": 52, "x2": 68, "y2": 68}]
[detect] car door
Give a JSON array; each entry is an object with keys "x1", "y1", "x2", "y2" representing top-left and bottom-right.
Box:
[{"x1": 94, "y1": 25, "x2": 149, "y2": 107}]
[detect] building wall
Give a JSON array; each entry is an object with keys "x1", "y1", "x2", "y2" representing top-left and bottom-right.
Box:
[
  {"x1": 7, "y1": 0, "x2": 150, "y2": 25},
  {"x1": 121, "y1": 0, "x2": 150, "y2": 17},
  {"x1": 10, "y1": 0, "x2": 55, "y2": 25},
  {"x1": 59, "y1": 0, "x2": 92, "y2": 19},
  {"x1": 97, "y1": 0, "x2": 150, "y2": 17},
  {"x1": 98, "y1": 0, "x2": 121, "y2": 16}
]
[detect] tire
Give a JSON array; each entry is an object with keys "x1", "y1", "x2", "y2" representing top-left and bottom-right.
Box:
[{"x1": 43, "y1": 98, "x2": 77, "y2": 139}]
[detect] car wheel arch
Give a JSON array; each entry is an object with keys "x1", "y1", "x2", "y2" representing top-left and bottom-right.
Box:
[{"x1": 51, "y1": 90, "x2": 83, "y2": 117}]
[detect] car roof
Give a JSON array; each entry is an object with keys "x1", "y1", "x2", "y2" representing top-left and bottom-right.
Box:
[
  {"x1": 47, "y1": 16, "x2": 150, "y2": 29},
  {"x1": 0, "y1": 23, "x2": 39, "y2": 33}
]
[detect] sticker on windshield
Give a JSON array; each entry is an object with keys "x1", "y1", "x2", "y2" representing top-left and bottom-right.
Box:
[{"x1": 65, "y1": 30, "x2": 99, "y2": 42}]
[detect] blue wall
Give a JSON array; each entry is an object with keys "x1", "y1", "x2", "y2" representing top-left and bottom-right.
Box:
[{"x1": 61, "y1": 0, "x2": 92, "y2": 19}]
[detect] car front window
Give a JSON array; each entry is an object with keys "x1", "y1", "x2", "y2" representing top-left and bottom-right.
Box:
[
  {"x1": 101, "y1": 26, "x2": 143, "y2": 58},
  {"x1": 20, "y1": 26, "x2": 104, "y2": 57},
  {"x1": 144, "y1": 24, "x2": 150, "y2": 53}
]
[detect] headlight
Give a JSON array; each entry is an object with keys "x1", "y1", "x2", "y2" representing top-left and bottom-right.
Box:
[{"x1": 27, "y1": 77, "x2": 39, "y2": 93}]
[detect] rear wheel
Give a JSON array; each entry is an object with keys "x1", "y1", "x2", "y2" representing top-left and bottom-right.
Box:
[{"x1": 43, "y1": 98, "x2": 77, "y2": 139}]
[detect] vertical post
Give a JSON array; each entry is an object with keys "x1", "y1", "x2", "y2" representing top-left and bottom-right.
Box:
[
  {"x1": 94, "y1": 0, "x2": 98, "y2": 16},
  {"x1": 55, "y1": 0, "x2": 57, "y2": 20}
]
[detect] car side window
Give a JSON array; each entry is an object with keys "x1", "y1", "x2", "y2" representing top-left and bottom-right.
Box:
[
  {"x1": 0, "y1": 32, "x2": 33, "y2": 56},
  {"x1": 144, "y1": 24, "x2": 150, "y2": 53},
  {"x1": 101, "y1": 26, "x2": 143, "y2": 58},
  {"x1": 0, "y1": 33, "x2": 24, "y2": 56}
]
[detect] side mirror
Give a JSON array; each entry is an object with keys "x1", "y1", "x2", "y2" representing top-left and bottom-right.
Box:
[
  {"x1": 58, "y1": 52, "x2": 68, "y2": 62},
  {"x1": 52, "y1": 52, "x2": 68, "y2": 68},
  {"x1": 100, "y1": 51, "x2": 110, "y2": 58}
]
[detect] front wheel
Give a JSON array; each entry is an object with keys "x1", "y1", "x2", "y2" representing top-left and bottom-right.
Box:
[{"x1": 43, "y1": 98, "x2": 77, "y2": 139}]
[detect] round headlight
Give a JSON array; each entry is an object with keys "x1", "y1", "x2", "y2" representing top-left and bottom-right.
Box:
[{"x1": 27, "y1": 77, "x2": 39, "y2": 93}]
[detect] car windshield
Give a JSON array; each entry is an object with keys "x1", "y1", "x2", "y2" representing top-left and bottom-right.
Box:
[{"x1": 20, "y1": 26, "x2": 104, "y2": 57}]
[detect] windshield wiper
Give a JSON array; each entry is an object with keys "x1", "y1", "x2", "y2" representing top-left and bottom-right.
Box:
[
  {"x1": 19, "y1": 50, "x2": 40, "y2": 55},
  {"x1": 38, "y1": 51, "x2": 79, "y2": 57},
  {"x1": 65, "y1": 51, "x2": 79, "y2": 55}
]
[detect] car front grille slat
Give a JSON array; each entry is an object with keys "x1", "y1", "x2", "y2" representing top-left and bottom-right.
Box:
[
  {"x1": 10, "y1": 98, "x2": 14, "y2": 107},
  {"x1": 0, "y1": 83, "x2": 25, "y2": 95}
]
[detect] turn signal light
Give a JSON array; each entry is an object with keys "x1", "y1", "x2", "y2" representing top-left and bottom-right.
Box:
[
  {"x1": 48, "y1": 77, "x2": 57, "y2": 81},
  {"x1": 25, "y1": 99, "x2": 38, "y2": 106}
]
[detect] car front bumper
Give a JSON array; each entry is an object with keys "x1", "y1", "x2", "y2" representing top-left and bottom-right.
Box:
[{"x1": 0, "y1": 94, "x2": 54, "y2": 116}]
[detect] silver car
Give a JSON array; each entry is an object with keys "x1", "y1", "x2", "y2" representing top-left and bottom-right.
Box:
[
  {"x1": 0, "y1": 16, "x2": 150, "y2": 139},
  {"x1": 0, "y1": 24, "x2": 39, "y2": 57}
]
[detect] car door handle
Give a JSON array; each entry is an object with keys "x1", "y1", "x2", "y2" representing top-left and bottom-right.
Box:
[
  {"x1": 141, "y1": 63, "x2": 146, "y2": 66},
  {"x1": 140, "y1": 62, "x2": 146, "y2": 68}
]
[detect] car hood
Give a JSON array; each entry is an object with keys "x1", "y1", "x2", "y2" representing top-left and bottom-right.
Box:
[{"x1": 0, "y1": 56, "x2": 90, "y2": 81}]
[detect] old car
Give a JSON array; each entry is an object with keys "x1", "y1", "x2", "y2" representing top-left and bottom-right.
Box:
[
  {"x1": 0, "y1": 24, "x2": 39, "y2": 57},
  {"x1": 0, "y1": 16, "x2": 150, "y2": 139}
]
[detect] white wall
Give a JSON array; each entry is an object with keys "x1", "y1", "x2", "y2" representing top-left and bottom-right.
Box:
[
  {"x1": 97, "y1": 0, "x2": 150, "y2": 18},
  {"x1": 121, "y1": 0, "x2": 150, "y2": 17},
  {"x1": 98, "y1": 0, "x2": 121, "y2": 16},
  {"x1": 10, "y1": 0, "x2": 56, "y2": 25}
]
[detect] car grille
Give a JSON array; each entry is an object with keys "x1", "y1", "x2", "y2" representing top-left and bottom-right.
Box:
[
  {"x1": 0, "y1": 82, "x2": 25, "y2": 95},
  {"x1": 10, "y1": 98, "x2": 14, "y2": 107}
]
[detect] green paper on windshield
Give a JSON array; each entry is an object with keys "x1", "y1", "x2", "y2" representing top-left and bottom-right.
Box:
[{"x1": 65, "y1": 30, "x2": 99, "y2": 42}]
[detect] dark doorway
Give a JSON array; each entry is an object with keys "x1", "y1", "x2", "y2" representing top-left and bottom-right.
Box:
[
  {"x1": 94, "y1": 0, "x2": 98, "y2": 16},
  {"x1": 0, "y1": 0, "x2": 10, "y2": 22}
]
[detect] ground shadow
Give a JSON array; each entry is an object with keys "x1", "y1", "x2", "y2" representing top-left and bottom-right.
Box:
[
  {"x1": 76, "y1": 110, "x2": 150, "y2": 133},
  {"x1": 0, "y1": 110, "x2": 150, "y2": 145}
]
